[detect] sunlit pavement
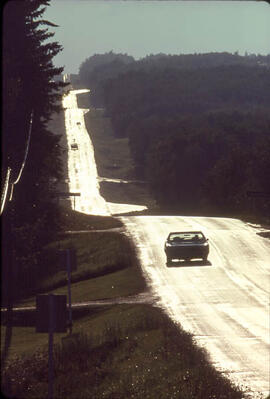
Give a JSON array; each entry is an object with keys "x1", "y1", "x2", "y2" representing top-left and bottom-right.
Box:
[
  {"x1": 121, "y1": 215, "x2": 270, "y2": 398},
  {"x1": 62, "y1": 89, "x2": 147, "y2": 215}
]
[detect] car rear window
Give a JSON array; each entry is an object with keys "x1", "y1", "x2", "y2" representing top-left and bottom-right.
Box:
[{"x1": 169, "y1": 233, "x2": 204, "y2": 242}]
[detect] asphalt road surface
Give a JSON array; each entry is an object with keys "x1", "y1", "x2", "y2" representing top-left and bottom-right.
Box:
[
  {"x1": 122, "y1": 215, "x2": 270, "y2": 397},
  {"x1": 62, "y1": 90, "x2": 146, "y2": 215},
  {"x1": 63, "y1": 89, "x2": 269, "y2": 398}
]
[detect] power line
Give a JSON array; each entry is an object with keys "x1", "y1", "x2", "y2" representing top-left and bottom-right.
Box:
[
  {"x1": 1, "y1": 110, "x2": 34, "y2": 215},
  {"x1": 9, "y1": 110, "x2": 34, "y2": 202},
  {"x1": 13, "y1": 110, "x2": 34, "y2": 185},
  {"x1": 0, "y1": 167, "x2": 12, "y2": 216}
]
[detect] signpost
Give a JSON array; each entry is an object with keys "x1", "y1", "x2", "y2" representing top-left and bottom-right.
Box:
[
  {"x1": 59, "y1": 249, "x2": 77, "y2": 333},
  {"x1": 36, "y1": 247, "x2": 77, "y2": 398},
  {"x1": 54, "y1": 192, "x2": 81, "y2": 209}
]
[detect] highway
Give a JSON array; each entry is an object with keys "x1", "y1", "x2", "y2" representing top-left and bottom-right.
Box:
[
  {"x1": 62, "y1": 89, "x2": 146, "y2": 215},
  {"x1": 121, "y1": 215, "x2": 270, "y2": 397},
  {"x1": 63, "y1": 89, "x2": 270, "y2": 398}
]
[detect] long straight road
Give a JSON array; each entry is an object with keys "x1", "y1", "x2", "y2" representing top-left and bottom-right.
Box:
[
  {"x1": 63, "y1": 89, "x2": 110, "y2": 215},
  {"x1": 64, "y1": 89, "x2": 270, "y2": 398},
  {"x1": 62, "y1": 89, "x2": 146, "y2": 215},
  {"x1": 121, "y1": 215, "x2": 270, "y2": 397}
]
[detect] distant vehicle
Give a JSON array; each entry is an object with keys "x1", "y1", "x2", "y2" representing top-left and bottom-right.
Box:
[
  {"x1": 164, "y1": 231, "x2": 209, "y2": 264},
  {"x1": 71, "y1": 143, "x2": 78, "y2": 150}
]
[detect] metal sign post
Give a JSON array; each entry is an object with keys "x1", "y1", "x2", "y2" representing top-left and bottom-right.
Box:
[
  {"x1": 66, "y1": 250, "x2": 72, "y2": 334},
  {"x1": 48, "y1": 295, "x2": 55, "y2": 399},
  {"x1": 59, "y1": 249, "x2": 77, "y2": 334}
]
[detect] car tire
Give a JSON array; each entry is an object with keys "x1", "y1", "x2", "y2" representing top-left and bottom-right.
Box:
[{"x1": 166, "y1": 257, "x2": 172, "y2": 266}]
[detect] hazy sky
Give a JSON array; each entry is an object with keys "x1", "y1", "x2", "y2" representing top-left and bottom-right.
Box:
[{"x1": 44, "y1": 0, "x2": 270, "y2": 74}]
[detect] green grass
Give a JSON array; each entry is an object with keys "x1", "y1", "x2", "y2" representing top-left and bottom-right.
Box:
[
  {"x1": 100, "y1": 181, "x2": 154, "y2": 207},
  {"x1": 16, "y1": 230, "x2": 145, "y2": 306},
  {"x1": 2, "y1": 305, "x2": 245, "y2": 399},
  {"x1": 76, "y1": 90, "x2": 134, "y2": 180},
  {"x1": 77, "y1": 91, "x2": 155, "y2": 209},
  {"x1": 76, "y1": 91, "x2": 91, "y2": 109},
  {"x1": 84, "y1": 108, "x2": 136, "y2": 180},
  {"x1": 83, "y1": 108, "x2": 154, "y2": 207},
  {"x1": 58, "y1": 206, "x2": 123, "y2": 231},
  {"x1": 20, "y1": 266, "x2": 146, "y2": 308}
]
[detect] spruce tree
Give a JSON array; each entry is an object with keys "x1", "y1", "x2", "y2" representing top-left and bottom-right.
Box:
[{"x1": 2, "y1": 0, "x2": 68, "y2": 303}]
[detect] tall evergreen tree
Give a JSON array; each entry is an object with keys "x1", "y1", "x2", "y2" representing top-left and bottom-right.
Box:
[
  {"x1": 2, "y1": 0, "x2": 66, "y2": 176},
  {"x1": 2, "y1": 0, "x2": 68, "y2": 303}
]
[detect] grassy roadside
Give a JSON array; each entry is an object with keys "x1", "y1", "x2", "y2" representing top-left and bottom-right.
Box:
[
  {"x1": 2, "y1": 305, "x2": 245, "y2": 399},
  {"x1": 17, "y1": 229, "x2": 146, "y2": 307},
  {"x1": 84, "y1": 108, "x2": 135, "y2": 180},
  {"x1": 77, "y1": 88, "x2": 135, "y2": 180},
  {"x1": 100, "y1": 180, "x2": 153, "y2": 207},
  {"x1": 59, "y1": 206, "x2": 122, "y2": 231},
  {"x1": 79, "y1": 91, "x2": 154, "y2": 208},
  {"x1": 1, "y1": 214, "x2": 149, "y2": 386},
  {"x1": 83, "y1": 108, "x2": 155, "y2": 208}
]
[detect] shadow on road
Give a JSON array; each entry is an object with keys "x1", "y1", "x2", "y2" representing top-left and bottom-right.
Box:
[{"x1": 166, "y1": 259, "x2": 212, "y2": 268}]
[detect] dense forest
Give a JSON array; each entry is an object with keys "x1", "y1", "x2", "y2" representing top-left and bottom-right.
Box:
[
  {"x1": 2, "y1": 0, "x2": 66, "y2": 303},
  {"x1": 79, "y1": 52, "x2": 270, "y2": 217}
]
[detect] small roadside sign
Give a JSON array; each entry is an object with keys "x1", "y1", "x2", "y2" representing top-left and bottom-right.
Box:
[
  {"x1": 59, "y1": 249, "x2": 77, "y2": 271},
  {"x1": 36, "y1": 294, "x2": 67, "y2": 333},
  {"x1": 54, "y1": 192, "x2": 81, "y2": 197}
]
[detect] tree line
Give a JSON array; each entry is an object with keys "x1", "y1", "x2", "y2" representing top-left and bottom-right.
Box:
[{"x1": 79, "y1": 51, "x2": 270, "y2": 217}]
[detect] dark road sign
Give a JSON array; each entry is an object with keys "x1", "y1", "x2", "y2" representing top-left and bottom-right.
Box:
[
  {"x1": 36, "y1": 295, "x2": 67, "y2": 333},
  {"x1": 55, "y1": 192, "x2": 81, "y2": 197}
]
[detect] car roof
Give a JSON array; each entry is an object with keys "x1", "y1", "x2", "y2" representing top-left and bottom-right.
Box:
[{"x1": 168, "y1": 231, "x2": 204, "y2": 235}]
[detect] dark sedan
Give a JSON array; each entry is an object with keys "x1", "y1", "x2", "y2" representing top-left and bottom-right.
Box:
[{"x1": 164, "y1": 231, "x2": 209, "y2": 264}]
